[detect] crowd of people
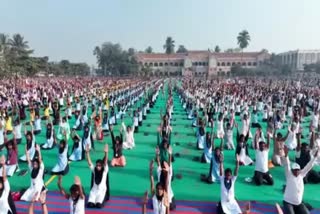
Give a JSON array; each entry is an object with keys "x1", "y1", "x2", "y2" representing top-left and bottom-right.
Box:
[{"x1": 0, "y1": 76, "x2": 319, "y2": 214}]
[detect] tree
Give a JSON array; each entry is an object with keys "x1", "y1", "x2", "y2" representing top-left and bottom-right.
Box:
[
  {"x1": 176, "y1": 45, "x2": 187, "y2": 53},
  {"x1": 224, "y1": 48, "x2": 241, "y2": 53},
  {"x1": 214, "y1": 45, "x2": 221, "y2": 53},
  {"x1": 163, "y1": 37, "x2": 175, "y2": 54},
  {"x1": 93, "y1": 42, "x2": 138, "y2": 76},
  {"x1": 145, "y1": 46, "x2": 153, "y2": 53},
  {"x1": 237, "y1": 30, "x2": 250, "y2": 63}
]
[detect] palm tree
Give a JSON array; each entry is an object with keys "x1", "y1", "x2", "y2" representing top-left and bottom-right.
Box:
[
  {"x1": 163, "y1": 37, "x2": 175, "y2": 54},
  {"x1": 0, "y1": 34, "x2": 9, "y2": 54},
  {"x1": 9, "y1": 34, "x2": 32, "y2": 54},
  {"x1": 237, "y1": 30, "x2": 250, "y2": 64},
  {"x1": 214, "y1": 45, "x2": 221, "y2": 53}
]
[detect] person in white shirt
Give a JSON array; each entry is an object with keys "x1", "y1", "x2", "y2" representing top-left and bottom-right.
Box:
[
  {"x1": 217, "y1": 154, "x2": 244, "y2": 214},
  {"x1": 253, "y1": 133, "x2": 274, "y2": 186},
  {"x1": 121, "y1": 121, "x2": 135, "y2": 150},
  {"x1": 58, "y1": 175, "x2": 85, "y2": 214},
  {"x1": 0, "y1": 155, "x2": 16, "y2": 214},
  {"x1": 86, "y1": 144, "x2": 110, "y2": 208},
  {"x1": 142, "y1": 160, "x2": 169, "y2": 214},
  {"x1": 282, "y1": 145, "x2": 318, "y2": 214}
]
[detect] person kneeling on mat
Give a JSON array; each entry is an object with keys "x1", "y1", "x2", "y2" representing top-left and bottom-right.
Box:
[{"x1": 86, "y1": 144, "x2": 110, "y2": 208}]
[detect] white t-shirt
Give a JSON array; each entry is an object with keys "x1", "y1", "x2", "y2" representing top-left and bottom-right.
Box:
[
  {"x1": 69, "y1": 197, "x2": 85, "y2": 214},
  {"x1": 0, "y1": 180, "x2": 11, "y2": 214},
  {"x1": 255, "y1": 149, "x2": 269, "y2": 173},
  {"x1": 283, "y1": 156, "x2": 315, "y2": 205}
]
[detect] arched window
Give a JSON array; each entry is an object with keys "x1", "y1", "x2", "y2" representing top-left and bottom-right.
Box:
[
  {"x1": 217, "y1": 62, "x2": 220, "y2": 66},
  {"x1": 154, "y1": 63, "x2": 158, "y2": 67},
  {"x1": 174, "y1": 62, "x2": 178, "y2": 66},
  {"x1": 248, "y1": 62, "x2": 252, "y2": 66},
  {"x1": 164, "y1": 62, "x2": 168, "y2": 66},
  {"x1": 237, "y1": 62, "x2": 241, "y2": 65},
  {"x1": 149, "y1": 62, "x2": 153, "y2": 66},
  {"x1": 227, "y1": 62, "x2": 231, "y2": 66},
  {"x1": 195, "y1": 62, "x2": 198, "y2": 66},
  {"x1": 179, "y1": 62, "x2": 183, "y2": 66},
  {"x1": 159, "y1": 62, "x2": 163, "y2": 67},
  {"x1": 144, "y1": 62, "x2": 148, "y2": 66},
  {"x1": 253, "y1": 62, "x2": 257, "y2": 66},
  {"x1": 221, "y1": 62, "x2": 225, "y2": 66},
  {"x1": 232, "y1": 62, "x2": 236, "y2": 66},
  {"x1": 242, "y1": 62, "x2": 246, "y2": 66},
  {"x1": 170, "y1": 62, "x2": 173, "y2": 66}
]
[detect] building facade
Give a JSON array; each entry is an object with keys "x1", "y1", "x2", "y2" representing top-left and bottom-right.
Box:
[
  {"x1": 135, "y1": 50, "x2": 270, "y2": 76},
  {"x1": 277, "y1": 50, "x2": 320, "y2": 71}
]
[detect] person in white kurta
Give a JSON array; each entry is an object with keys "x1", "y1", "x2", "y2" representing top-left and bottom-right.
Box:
[
  {"x1": 217, "y1": 155, "x2": 242, "y2": 214},
  {"x1": 51, "y1": 139, "x2": 69, "y2": 175},
  {"x1": 86, "y1": 144, "x2": 109, "y2": 208},
  {"x1": 144, "y1": 160, "x2": 169, "y2": 214},
  {"x1": 121, "y1": 122, "x2": 135, "y2": 149},
  {"x1": 286, "y1": 124, "x2": 297, "y2": 150},
  {"x1": 0, "y1": 156, "x2": 14, "y2": 214},
  {"x1": 41, "y1": 123, "x2": 55, "y2": 150},
  {"x1": 21, "y1": 145, "x2": 45, "y2": 202},
  {"x1": 19, "y1": 129, "x2": 36, "y2": 162},
  {"x1": 58, "y1": 175, "x2": 85, "y2": 214}
]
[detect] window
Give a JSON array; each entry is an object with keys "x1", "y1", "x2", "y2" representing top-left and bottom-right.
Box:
[
  {"x1": 242, "y1": 62, "x2": 246, "y2": 66},
  {"x1": 195, "y1": 62, "x2": 198, "y2": 66},
  {"x1": 253, "y1": 62, "x2": 257, "y2": 66},
  {"x1": 227, "y1": 62, "x2": 231, "y2": 66},
  {"x1": 174, "y1": 62, "x2": 178, "y2": 66},
  {"x1": 179, "y1": 62, "x2": 183, "y2": 66},
  {"x1": 149, "y1": 62, "x2": 153, "y2": 66},
  {"x1": 154, "y1": 63, "x2": 158, "y2": 67},
  {"x1": 221, "y1": 62, "x2": 225, "y2": 66},
  {"x1": 232, "y1": 62, "x2": 236, "y2": 66},
  {"x1": 237, "y1": 62, "x2": 241, "y2": 65},
  {"x1": 144, "y1": 62, "x2": 148, "y2": 66},
  {"x1": 164, "y1": 62, "x2": 168, "y2": 66},
  {"x1": 248, "y1": 62, "x2": 252, "y2": 66},
  {"x1": 217, "y1": 62, "x2": 220, "y2": 66},
  {"x1": 170, "y1": 62, "x2": 173, "y2": 66},
  {"x1": 159, "y1": 62, "x2": 163, "y2": 67}
]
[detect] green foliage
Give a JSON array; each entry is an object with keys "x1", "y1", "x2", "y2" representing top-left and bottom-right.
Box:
[
  {"x1": 224, "y1": 48, "x2": 241, "y2": 53},
  {"x1": 0, "y1": 32, "x2": 90, "y2": 77},
  {"x1": 145, "y1": 46, "x2": 153, "y2": 53},
  {"x1": 93, "y1": 42, "x2": 138, "y2": 76},
  {"x1": 176, "y1": 45, "x2": 187, "y2": 53},
  {"x1": 237, "y1": 30, "x2": 250, "y2": 50},
  {"x1": 214, "y1": 45, "x2": 221, "y2": 53},
  {"x1": 304, "y1": 63, "x2": 320, "y2": 73},
  {"x1": 163, "y1": 37, "x2": 175, "y2": 54}
]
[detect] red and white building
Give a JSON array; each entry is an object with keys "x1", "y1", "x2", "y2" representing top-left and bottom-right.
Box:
[{"x1": 136, "y1": 50, "x2": 270, "y2": 76}]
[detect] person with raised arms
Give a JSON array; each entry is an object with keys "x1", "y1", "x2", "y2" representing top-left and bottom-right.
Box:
[
  {"x1": 86, "y1": 144, "x2": 110, "y2": 208},
  {"x1": 51, "y1": 131, "x2": 69, "y2": 175},
  {"x1": 142, "y1": 160, "x2": 170, "y2": 214},
  {"x1": 0, "y1": 155, "x2": 17, "y2": 214},
  {"x1": 21, "y1": 144, "x2": 45, "y2": 202},
  {"x1": 282, "y1": 145, "x2": 319, "y2": 214},
  {"x1": 217, "y1": 154, "x2": 242, "y2": 214},
  {"x1": 57, "y1": 175, "x2": 85, "y2": 214}
]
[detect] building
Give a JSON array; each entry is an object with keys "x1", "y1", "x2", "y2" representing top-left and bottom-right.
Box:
[
  {"x1": 135, "y1": 50, "x2": 270, "y2": 77},
  {"x1": 277, "y1": 50, "x2": 320, "y2": 71}
]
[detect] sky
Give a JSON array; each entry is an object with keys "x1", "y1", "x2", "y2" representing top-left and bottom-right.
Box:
[{"x1": 1, "y1": 0, "x2": 320, "y2": 66}]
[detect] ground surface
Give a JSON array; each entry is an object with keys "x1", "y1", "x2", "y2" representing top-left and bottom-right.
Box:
[{"x1": 3, "y1": 84, "x2": 320, "y2": 213}]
